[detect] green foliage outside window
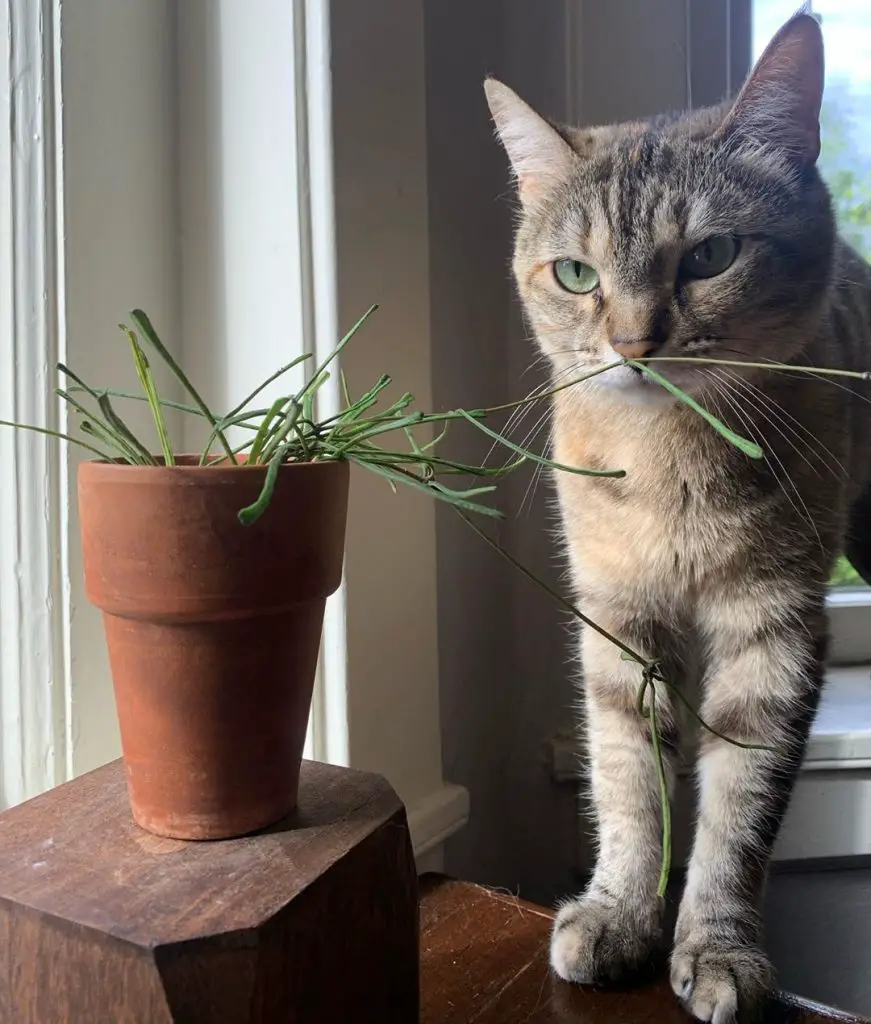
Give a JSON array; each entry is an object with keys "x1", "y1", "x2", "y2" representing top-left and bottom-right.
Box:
[{"x1": 819, "y1": 77, "x2": 869, "y2": 588}]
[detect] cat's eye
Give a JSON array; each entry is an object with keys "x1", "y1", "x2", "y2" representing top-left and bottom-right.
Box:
[
  {"x1": 680, "y1": 235, "x2": 740, "y2": 279},
  {"x1": 553, "y1": 259, "x2": 600, "y2": 294}
]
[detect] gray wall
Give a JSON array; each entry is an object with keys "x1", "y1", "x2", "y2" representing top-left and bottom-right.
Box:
[
  {"x1": 425, "y1": 0, "x2": 587, "y2": 899},
  {"x1": 765, "y1": 864, "x2": 871, "y2": 1016},
  {"x1": 424, "y1": 0, "x2": 518, "y2": 886}
]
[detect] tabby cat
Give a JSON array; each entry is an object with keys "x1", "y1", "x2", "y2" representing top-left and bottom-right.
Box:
[{"x1": 486, "y1": 13, "x2": 871, "y2": 1023}]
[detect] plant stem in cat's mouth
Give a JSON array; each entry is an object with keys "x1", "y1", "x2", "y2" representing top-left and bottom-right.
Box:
[{"x1": 627, "y1": 359, "x2": 764, "y2": 459}]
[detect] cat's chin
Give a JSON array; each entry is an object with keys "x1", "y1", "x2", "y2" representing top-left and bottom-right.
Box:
[{"x1": 588, "y1": 364, "x2": 677, "y2": 409}]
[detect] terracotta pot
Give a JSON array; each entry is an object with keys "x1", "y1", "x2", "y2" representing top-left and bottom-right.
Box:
[{"x1": 78, "y1": 456, "x2": 349, "y2": 840}]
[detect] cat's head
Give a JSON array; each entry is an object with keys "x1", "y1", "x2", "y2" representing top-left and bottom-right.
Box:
[{"x1": 486, "y1": 13, "x2": 835, "y2": 406}]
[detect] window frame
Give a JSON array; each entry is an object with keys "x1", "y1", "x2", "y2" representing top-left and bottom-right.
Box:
[
  {"x1": 0, "y1": 0, "x2": 70, "y2": 807},
  {"x1": 748, "y1": 0, "x2": 871, "y2": 667}
]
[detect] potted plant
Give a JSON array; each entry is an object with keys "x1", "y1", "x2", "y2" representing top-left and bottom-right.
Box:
[{"x1": 5, "y1": 305, "x2": 620, "y2": 841}]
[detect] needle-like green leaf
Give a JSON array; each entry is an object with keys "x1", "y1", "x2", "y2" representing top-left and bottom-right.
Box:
[
  {"x1": 129, "y1": 308, "x2": 237, "y2": 464},
  {"x1": 122, "y1": 326, "x2": 175, "y2": 465}
]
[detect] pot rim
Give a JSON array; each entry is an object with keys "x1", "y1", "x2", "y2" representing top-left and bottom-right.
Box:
[{"x1": 78, "y1": 455, "x2": 348, "y2": 478}]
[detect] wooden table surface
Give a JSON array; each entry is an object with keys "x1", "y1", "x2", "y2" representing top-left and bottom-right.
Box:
[{"x1": 420, "y1": 876, "x2": 870, "y2": 1024}]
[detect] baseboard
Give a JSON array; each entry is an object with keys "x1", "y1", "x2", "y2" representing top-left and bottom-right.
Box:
[{"x1": 406, "y1": 782, "x2": 470, "y2": 858}]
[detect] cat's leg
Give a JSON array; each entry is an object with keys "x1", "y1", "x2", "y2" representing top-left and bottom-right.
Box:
[
  {"x1": 551, "y1": 614, "x2": 680, "y2": 984},
  {"x1": 672, "y1": 589, "x2": 826, "y2": 1023}
]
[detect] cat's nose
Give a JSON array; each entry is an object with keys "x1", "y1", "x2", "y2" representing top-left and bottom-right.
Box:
[{"x1": 609, "y1": 336, "x2": 659, "y2": 360}]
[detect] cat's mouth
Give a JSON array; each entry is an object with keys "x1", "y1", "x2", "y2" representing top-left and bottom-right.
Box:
[{"x1": 591, "y1": 359, "x2": 685, "y2": 408}]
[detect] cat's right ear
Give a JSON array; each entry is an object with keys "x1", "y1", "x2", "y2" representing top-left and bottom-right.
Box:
[
  {"x1": 717, "y1": 12, "x2": 823, "y2": 163},
  {"x1": 484, "y1": 79, "x2": 574, "y2": 204}
]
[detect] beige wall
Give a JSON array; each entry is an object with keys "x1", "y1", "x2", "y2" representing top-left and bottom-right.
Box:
[
  {"x1": 61, "y1": 0, "x2": 181, "y2": 775},
  {"x1": 330, "y1": 0, "x2": 445, "y2": 809}
]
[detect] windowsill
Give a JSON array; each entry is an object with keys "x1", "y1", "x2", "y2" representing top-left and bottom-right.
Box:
[
  {"x1": 806, "y1": 664, "x2": 871, "y2": 768},
  {"x1": 548, "y1": 663, "x2": 871, "y2": 783}
]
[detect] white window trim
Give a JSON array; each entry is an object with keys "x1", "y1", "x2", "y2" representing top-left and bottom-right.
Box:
[
  {"x1": 0, "y1": 0, "x2": 71, "y2": 807},
  {"x1": 0, "y1": 0, "x2": 467, "y2": 864},
  {"x1": 299, "y1": 0, "x2": 349, "y2": 768}
]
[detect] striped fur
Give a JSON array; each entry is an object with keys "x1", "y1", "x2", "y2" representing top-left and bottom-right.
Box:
[{"x1": 487, "y1": 14, "x2": 871, "y2": 1024}]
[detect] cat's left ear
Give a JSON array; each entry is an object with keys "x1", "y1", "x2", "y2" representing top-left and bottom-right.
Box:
[
  {"x1": 484, "y1": 78, "x2": 575, "y2": 204},
  {"x1": 718, "y1": 12, "x2": 824, "y2": 163}
]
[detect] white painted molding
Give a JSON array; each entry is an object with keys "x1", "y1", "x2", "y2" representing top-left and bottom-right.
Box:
[
  {"x1": 301, "y1": 0, "x2": 349, "y2": 768},
  {"x1": 774, "y1": 770, "x2": 871, "y2": 861},
  {"x1": 407, "y1": 782, "x2": 470, "y2": 858},
  {"x1": 827, "y1": 591, "x2": 871, "y2": 666},
  {"x1": 0, "y1": 0, "x2": 71, "y2": 807}
]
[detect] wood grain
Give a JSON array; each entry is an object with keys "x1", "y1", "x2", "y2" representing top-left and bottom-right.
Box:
[
  {"x1": 0, "y1": 758, "x2": 419, "y2": 1022},
  {"x1": 419, "y1": 875, "x2": 870, "y2": 1024}
]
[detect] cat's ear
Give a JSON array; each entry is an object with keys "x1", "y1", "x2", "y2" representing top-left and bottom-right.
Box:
[
  {"x1": 484, "y1": 78, "x2": 574, "y2": 203},
  {"x1": 718, "y1": 12, "x2": 823, "y2": 163}
]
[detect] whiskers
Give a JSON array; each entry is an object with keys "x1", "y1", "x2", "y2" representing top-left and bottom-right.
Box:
[
  {"x1": 703, "y1": 368, "x2": 825, "y2": 553},
  {"x1": 495, "y1": 356, "x2": 597, "y2": 516},
  {"x1": 718, "y1": 367, "x2": 847, "y2": 481}
]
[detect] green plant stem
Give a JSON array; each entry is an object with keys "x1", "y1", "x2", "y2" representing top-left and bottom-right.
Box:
[
  {"x1": 354, "y1": 458, "x2": 502, "y2": 517},
  {"x1": 225, "y1": 353, "x2": 312, "y2": 420},
  {"x1": 0, "y1": 419, "x2": 113, "y2": 460},
  {"x1": 645, "y1": 677, "x2": 672, "y2": 899},
  {"x1": 96, "y1": 393, "x2": 157, "y2": 464},
  {"x1": 644, "y1": 356, "x2": 871, "y2": 380},
  {"x1": 458, "y1": 409, "x2": 625, "y2": 478},
  {"x1": 260, "y1": 402, "x2": 303, "y2": 464},
  {"x1": 294, "y1": 305, "x2": 378, "y2": 410},
  {"x1": 65, "y1": 387, "x2": 204, "y2": 418},
  {"x1": 237, "y1": 443, "x2": 292, "y2": 525},
  {"x1": 457, "y1": 510, "x2": 649, "y2": 663},
  {"x1": 55, "y1": 388, "x2": 146, "y2": 465},
  {"x1": 58, "y1": 365, "x2": 153, "y2": 464},
  {"x1": 474, "y1": 360, "x2": 625, "y2": 416},
  {"x1": 245, "y1": 397, "x2": 288, "y2": 465}
]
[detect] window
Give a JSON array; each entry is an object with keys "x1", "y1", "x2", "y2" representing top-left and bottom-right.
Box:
[{"x1": 754, "y1": 0, "x2": 871, "y2": 663}]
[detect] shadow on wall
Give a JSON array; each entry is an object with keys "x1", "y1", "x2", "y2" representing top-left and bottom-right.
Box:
[{"x1": 425, "y1": 0, "x2": 583, "y2": 904}]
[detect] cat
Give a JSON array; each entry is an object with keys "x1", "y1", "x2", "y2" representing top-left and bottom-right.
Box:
[{"x1": 486, "y1": 12, "x2": 871, "y2": 1024}]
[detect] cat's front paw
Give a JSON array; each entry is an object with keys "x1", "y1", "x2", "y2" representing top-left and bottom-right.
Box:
[
  {"x1": 550, "y1": 895, "x2": 661, "y2": 985},
  {"x1": 670, "y1": 939, "x2": 772, "y2": 1023}
]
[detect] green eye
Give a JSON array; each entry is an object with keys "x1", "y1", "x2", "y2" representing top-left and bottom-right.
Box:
[
  {"x1": 680, "y1": 235, "x2": 740, "y2": 279},
  {"x1": 553, "y1": 258, "x2": 600, "y2": 294}
]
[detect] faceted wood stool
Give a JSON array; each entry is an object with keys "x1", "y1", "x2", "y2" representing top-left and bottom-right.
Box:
[{"x1": 0, "y1": 759, "x2": 419, "y2": 1023}]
